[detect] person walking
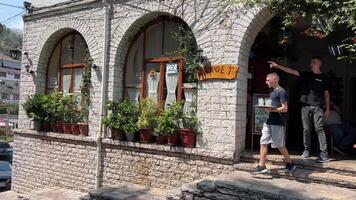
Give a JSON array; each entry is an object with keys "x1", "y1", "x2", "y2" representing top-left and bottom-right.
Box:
[
  {"x1": 253, "y1": 73, "x2": 296, "y2": 174},
  {"x1": 268, "y1": 56, "x2": 331, "y2": 163}
]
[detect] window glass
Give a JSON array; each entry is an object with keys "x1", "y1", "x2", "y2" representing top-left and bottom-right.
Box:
[
  {"x1": 61, "y1": 69, "x2": 71, "y2": 95},
  {"x1": 61, "y1": 35, "x2": 74, "y2": 65},
  {"x1": 145, "y1": 22, "x2": 163, "y2": 59}
]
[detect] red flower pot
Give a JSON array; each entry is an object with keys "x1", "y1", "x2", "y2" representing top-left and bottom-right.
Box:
[
  {"x1": 71, "y1": 123, "x2": 80, "y2": 135},
  {"x1": 112, "y1": 129, "x2": 126, "y2": 141},
  {"x1": 42, "y1": 122, "x2": 50, "y2": 132},
  {"x1": 57, "y1": 122, "x2": 64, "y2": 133},
  {"x1": 156, "y1": 135, "x2": 168, "y2": 144},
  {"x1": 180, "y1": 129, "x2": 196, "y2": 148},
  {"x1": 50, "y1": 122, "x2": 58, "y2": 132},
  {"x1": 140, "y1": 129, "x2": 153, "y2": 143},
  {"x1": 63, "y1": 123, "x2": 72, "y2": 134},
  {"x1": 78, "y1": 123, "x2": 89, "y2": 136},
  {"x1": 168, "y1": 133, "x2": 179, "y2": 146}
]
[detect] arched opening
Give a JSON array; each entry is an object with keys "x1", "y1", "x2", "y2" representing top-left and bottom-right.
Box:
[
  {"x1": 46, "y1": 31, "x2": 89, "y2": 95},
  {"x1": 246, "y1": 15, "x2": 356, "y2": 156},
  {"x1": 123, "y1": 16, "x2": 197, "y2": 108}
]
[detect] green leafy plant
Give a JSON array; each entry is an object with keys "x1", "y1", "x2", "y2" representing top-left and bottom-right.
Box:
[
  {"x1": 79, "y1": 51, "x2": 91, "y2": 122},
  {"x1": 22, "y1": 94, "x2": 46, "y2": 121},
  {"x1": 58, "y1": 94, "x2": 78, "y2": 122},
  {"x1": 41, "y1": 93, "x2": 61, "y2": 122},
  {"x1": 137, "y1": 98, "x2": 158, "y2": 129},
  {"x1": 181, "y1": 99, "x2": 200, "y2": 133},
  {"x1": 228, "y1": 0, "x2": 356, "y2": 62},
  {"x1": 103, "y1": 99, "x2": 139, "y2": 133},
  {"x1": 154, "y1": 101, "x2": 183, "y2": 136},
  {"x1": 171, "y1": 26, "x2": 203, "y2": 82}
]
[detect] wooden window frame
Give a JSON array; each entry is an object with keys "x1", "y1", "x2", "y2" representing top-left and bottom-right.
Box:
[
  {"x1": 123, "y1": 17, "x2": 188, "y2": 107},
  {"x1": 45, "y1": 32, "x2": 87, "y2": 94}
]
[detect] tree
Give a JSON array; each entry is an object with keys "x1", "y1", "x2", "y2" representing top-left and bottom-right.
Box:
[{"x1": 228, "y1": 0, "x2": 356, "y2": 62}]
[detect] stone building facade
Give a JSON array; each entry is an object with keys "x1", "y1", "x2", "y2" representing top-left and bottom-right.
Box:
[{"x1": 13, "y1": 0, "x2": 274, "y2": 194}]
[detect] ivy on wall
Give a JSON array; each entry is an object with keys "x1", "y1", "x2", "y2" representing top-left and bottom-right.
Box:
[{"x1": 228, "y1": 0, "x2": 356, "y2": 62}]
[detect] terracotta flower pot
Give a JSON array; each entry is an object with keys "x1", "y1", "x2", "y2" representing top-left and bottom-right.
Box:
[
  {"x1": 168, "y1": 133, "x2": 180, "y2": 146},
  {"x1": 71, "y1": 123, "x2": 80, "y2": 135},
  {"x1": 112, "y1": 129, "x2": 126, "y2": 141},
  {"x1": 140, "y1": 128, "x2": 153, "y2": 143},
  {"x1": 156, "y1": 135, "x2": 168, "y2": 145},
  {"x1": 63, "y1": 122, "x2": 72, "y2": 134},
  {"x1": 57, "y1": 122, "x2": 64, "y2": 133},
  {"x1": 180, "y1": 129, "x2": 196, "y2": 148},
  {"x1": 42, "y1": 122, "x2": 50, "y2": 132},
  {"x1": 78, "y1": 122, "x2": 89, "y2": 136},
  {"x1": 50, "y1": 122, "x2": 58, "y2": 132}
]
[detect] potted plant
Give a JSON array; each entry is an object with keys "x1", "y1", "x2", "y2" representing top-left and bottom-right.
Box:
[
  {"x1": 103, "y1": 101, "x2": 125, "y2": 140},
  {"x1": 180, "y1": 101, "x2": 199, "y2": 148},
  {"x1": 77, "y1": 55, "x2": 91, "y2": 136},
  {"x1": 58, "y1": 94, "x2": 77, "y2": 134},
  {"x1": 22, "y1": 94, "x2": 46, "y2": 131},
  {"x1": 167, "y1": 101, "x2": 184, "y2": 145},
  {"x1": 121, "y1": 100, "x2": 139, "y2": 142},
  {"x1": 137, "y1": 98, "x2": 157, "y2": 143},
  {"x1": 154, "y1": 108, "x2": 177, "y2": 145},
  {"x1": 42, "y1": 93, "x2": 61, "y2": 132}
]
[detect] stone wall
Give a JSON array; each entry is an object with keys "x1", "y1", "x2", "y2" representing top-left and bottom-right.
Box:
[
  {"x1": 12, "y1": 130, "x2": 233, "y2": 193},
  {"x1": 19, "y1": 0, "x2": 274, "y2": 158}
]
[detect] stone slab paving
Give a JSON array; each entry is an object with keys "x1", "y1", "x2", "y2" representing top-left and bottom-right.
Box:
[
  {"x1": 240, "y1": 151, "x2": 356, "y2": 175},
  {"x1": 86, "y1": 183, "x2": 167, "y2": 200},
  {"x1": 168, "y1": 170, "x2": 356, "y2": 200},
  {"x1": 235, "y1": 162, "x2": 356, "y2": 189},
  {"x1": 0, "y1": 191, "x2": 19, "y2": 200}
]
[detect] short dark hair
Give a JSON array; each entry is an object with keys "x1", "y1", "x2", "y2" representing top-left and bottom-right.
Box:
[{"x1": 311, "y1": 56, "x2": 322, "y2": 61}]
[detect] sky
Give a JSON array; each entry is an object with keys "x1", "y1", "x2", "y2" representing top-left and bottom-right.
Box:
[{"x1": 0, "y1": 0, "x2": 67, "y2": 30}]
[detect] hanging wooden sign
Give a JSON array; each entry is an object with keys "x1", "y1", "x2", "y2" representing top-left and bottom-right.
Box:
[{"x1": 197, "y1": 64, "x2": 239, "y2": 81}]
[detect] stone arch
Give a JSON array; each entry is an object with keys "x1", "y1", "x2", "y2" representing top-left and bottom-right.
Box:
[
  {"x1": 110, "y1": 11, "x2": 197, "y2": 100},
  {"x1": 233, "y1": 5, "x2": 275, "y2": 154},
  {"x1": 33, "y1": 19, "x2": 100, "y2": 94}
]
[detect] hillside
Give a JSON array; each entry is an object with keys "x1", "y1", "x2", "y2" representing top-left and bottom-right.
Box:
[{"x1": 0, "y1": 25, "x2": 22, "y2": 57}]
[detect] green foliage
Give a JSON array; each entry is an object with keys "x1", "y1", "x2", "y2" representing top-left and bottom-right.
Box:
[
  {"x1": 22, "y1": 94, "x2": 46, "y2": 121},
  {"x1": 79, "y1": 50, "x2": 91, "y2": 122},
  {"x1": 57, "y1": 94, "x2": 78, "y2": 122},
  {"x1": 103, "y1": 99, "x2": 139, "y2": 133},
  {"x1": 0, "y1": 25, "x2": 22, "y2": 57},
  {"x1": 154, "y1": 101, "x2": 183, "y2": 136},
  {"x1": 172, "y1": 26, "x2": 202, "y2": 82},
  {"x1": 0, "y1": 104, "x2": 18, "y2": 115},
  {"x1": 181, "y1": 99, "x2": 199, "y2": 133},
  {"x1": 137, "y1": 98, "x2": 158, "y2": 129},
  {"x1": 228, "y1": 0, "x2": 356, "y2": 62}
]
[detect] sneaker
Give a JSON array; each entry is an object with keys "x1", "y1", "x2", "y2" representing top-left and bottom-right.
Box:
[
  {"x1": 301, "y1": 149, "x2": 310, "y2": 158},
  {"x1": 285, "y1": 163, "x2": 296, "y2": 173},
  {"x1": 252, "y1": 165, "x2": 268, "y2": 174},
  {"x1": 316, "y1": 156, "x2": 331, "y2": 163},
  {"x1": 333, "y1": 147, "x2": 346, "y2": 156}
]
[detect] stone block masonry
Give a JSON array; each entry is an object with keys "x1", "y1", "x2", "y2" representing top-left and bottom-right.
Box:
[{"x1": 12, "y1": 130, "x2": 233, "y2": 194}]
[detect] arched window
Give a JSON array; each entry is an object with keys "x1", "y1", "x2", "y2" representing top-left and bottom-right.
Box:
[
  {"x1": 124, "y1": 17, "x2": 196, "y2": 107},
  {"x1": 46, "y1": 32, "x2": 88, "y2": 95}
]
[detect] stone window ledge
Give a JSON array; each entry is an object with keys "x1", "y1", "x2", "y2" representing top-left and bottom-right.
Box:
[
  {"x1": 13, "y1": 129, "x2": 96, "y2": 143},
  {"x1": 12, "y1": 129, "x2": 234, "y2": 162},
  {"x1": 102, "y1": 138, "x2": 234, "y2": 161}
]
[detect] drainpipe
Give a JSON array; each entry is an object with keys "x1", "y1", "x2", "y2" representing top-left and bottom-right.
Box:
[{"x1": 95, "y1": 0, "x2": 110, "y2": 189}]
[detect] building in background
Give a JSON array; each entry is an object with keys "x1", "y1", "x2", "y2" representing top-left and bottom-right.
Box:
[{"x1": 0, "y1": 53, "x2": 20, "y2": 129}]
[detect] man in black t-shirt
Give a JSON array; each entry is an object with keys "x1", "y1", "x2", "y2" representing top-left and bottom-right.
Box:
[
  {"x1": 253, "y1": 73, "x2": 296, "y2": 174},
  {"x1": 269, "y1": 56, "x2": 331, "y2": 163}
]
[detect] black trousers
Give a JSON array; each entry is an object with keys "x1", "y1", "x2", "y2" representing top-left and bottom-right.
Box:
[{"x1": 301, "y1": 106, "x2": 328, "y2": 157}]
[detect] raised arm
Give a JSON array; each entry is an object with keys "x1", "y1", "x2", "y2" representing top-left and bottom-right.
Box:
[{"x1": 268, "y1": 61, "x2": 300, "y2": 76}]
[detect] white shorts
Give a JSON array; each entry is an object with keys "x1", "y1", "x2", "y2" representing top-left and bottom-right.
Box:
[{"x1": 260, "y1": 123, "x2": 286, "y2": 148}]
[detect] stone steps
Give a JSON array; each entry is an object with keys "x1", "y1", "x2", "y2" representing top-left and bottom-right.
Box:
[
  {"x1": 234, "y1": 161, "x2": 356, "y2": 189},
  {"x1": 240, "y1": 151, "x2": 356, "y2": 176},
  {"x1": 167, "y1": 170, "x2": 356, "y2": 200},
  {"x1": 80, "y1": 183, "x2": 167, "y2": 200}
]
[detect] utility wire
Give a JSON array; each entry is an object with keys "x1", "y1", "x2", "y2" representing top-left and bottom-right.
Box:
[
  {"x1": 1, "y1": 10, "x2": 25, "y2": 25},
  {"x1": 0, "y1": 2, "x2": 24, "y2": 9}
]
